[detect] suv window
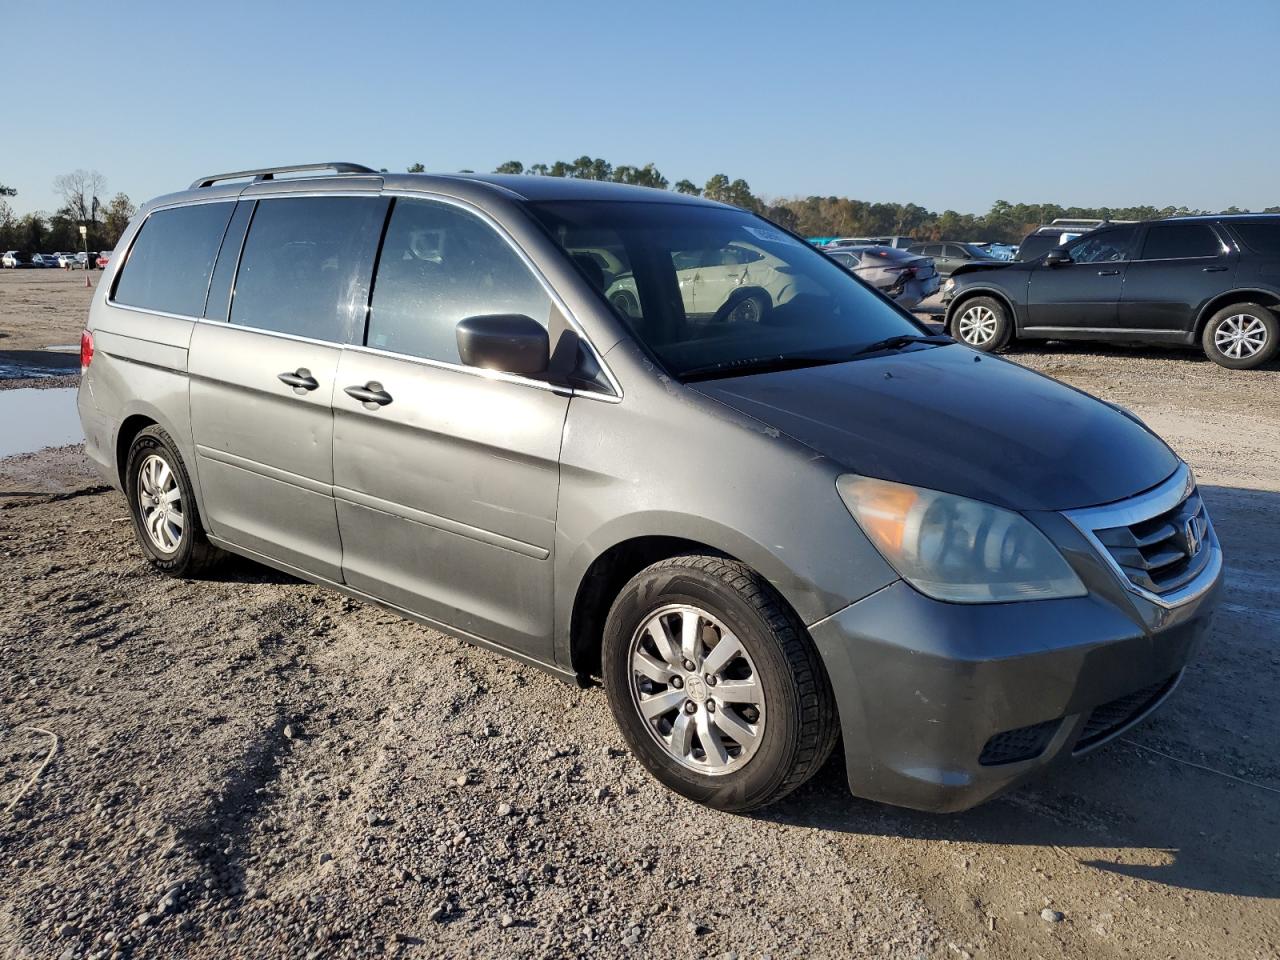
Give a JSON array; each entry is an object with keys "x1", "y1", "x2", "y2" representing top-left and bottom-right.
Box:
[
  {"x1": 231, "y1": 196, "x2": 386, "y2": 343},
  {"x1": 1067, "y1": 227, "x2": 1136, "y2": 264},
  {"x1": 944, "y1": 243, "x2": 968, "y2": 259},
  {"x1": 1230, "y1": 221, "x2": 1280, "y2": 256},
  {"x1": 367, "y1": 198, "x2": 551, "y2": 363},
  {"x1": 1139, "y1": 223, "x2": 1222, "y2": 260},
  {"x1": 113, "y1": 202, "x2": 234, "y2": 317}
]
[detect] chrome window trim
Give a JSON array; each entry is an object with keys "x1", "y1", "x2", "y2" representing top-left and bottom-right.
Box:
[
  {"x1": 107, "y1": 190, "x2": 624, "y2": 404},
  {"x1": 1064, "y1": 463, "x2": 1222, "y2": 609}
]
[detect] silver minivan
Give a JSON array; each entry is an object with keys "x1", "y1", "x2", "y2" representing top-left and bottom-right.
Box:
[{"x1": 79, "y1": 163, "x2": 1222, "y2": 813}]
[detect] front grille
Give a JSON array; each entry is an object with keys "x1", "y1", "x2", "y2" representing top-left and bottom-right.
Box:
[
  {"x1": 1093, "y1": 488, "x2": 1210, "y2": 595},
  {"x1": 1074, "y1": 673, "x2": 1179, "y2": 753},
  {"x1": 979, "y1": 718, "x2": 1060, "y2": 766}
]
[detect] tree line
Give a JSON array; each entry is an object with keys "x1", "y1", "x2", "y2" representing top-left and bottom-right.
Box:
[
  {"x1": 6, "y1": 159, "x2": 1278, "y2": 255},
  {"x1": 413, "y1": 156, "x2": 1280, "y2": 243},
  {"x1": 0, "y1": 172, "x2": 135, "y2": 254}
]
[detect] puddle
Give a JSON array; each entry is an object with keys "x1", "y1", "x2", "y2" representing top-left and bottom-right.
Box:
[
  {"x1": 0, "y1": 388, "x2": 83, "y2": 457},
  {"x1": 0, "y1": 350, "x2": 81, "y2": 380}
]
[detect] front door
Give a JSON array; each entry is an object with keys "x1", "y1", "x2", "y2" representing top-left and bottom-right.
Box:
[
  {"x1": 332, "y1": 196, "x2": 569, "y2": 658},
  {"x1": 1026, "y1": 225, "x2": 1138, "y2": 331},
  {"x1": 189, "y1": 194, "x2": 386, "y2": 581}
]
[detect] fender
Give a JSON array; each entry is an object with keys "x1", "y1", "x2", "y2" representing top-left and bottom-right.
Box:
[
  {"x1": 1192, "y1": 286, "x2": 1280, "y2": 334},
  {"x1": 944, "y1": 285, "x2": 1023, "y2": 331}
]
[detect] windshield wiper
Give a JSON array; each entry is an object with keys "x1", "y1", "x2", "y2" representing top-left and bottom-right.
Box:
[
  {"x1": 680, "y1": 354, "x2": 846, "y2": 382},
  {"x1": 845, "y1": 333, "x2": 953, "y2": 359}
]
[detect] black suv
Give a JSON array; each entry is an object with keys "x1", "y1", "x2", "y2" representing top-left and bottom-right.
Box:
[{"x1": 943, "y1": 215, "x2": 1280, "y2": 369}]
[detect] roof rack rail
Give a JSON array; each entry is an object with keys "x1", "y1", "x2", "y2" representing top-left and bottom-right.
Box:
[{"x1": 189, "y1": 162, "x2": 377, "y2": 190}]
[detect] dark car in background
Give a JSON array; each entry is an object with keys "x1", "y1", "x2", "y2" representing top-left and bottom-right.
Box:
[
  {"x1": 943, "y1": 215, "x2": 1280, "y2": 369},
  {"x1": 825, "y1": 244, "x2": 940, "y2": 309},
  {"x1": 2, "y1": 251, "x2": 36, "y2": 268},
  {"x1": 906, "y1": 241, "x2": 1002, "y2": 277}
]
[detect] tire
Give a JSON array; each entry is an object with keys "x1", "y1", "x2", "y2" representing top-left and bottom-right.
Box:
[
  {"x1": 951, "y1": 295, "x2": 1012, "y2": 352},
  {"x1": 715, "y1": 289, "x2": 770, "y2": 325},
  {"x1": 601, "y1": 554, "x2": 839, "y2": 812},
  {"x1": 1201, "y1": 303, "x2": 1279, "y2": 370},
  {"x1": 124, "y1": 425, "x2": 222, "y2": 577}
]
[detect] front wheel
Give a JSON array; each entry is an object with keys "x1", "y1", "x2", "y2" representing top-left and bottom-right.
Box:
[
  {"x1": 1202, "y1": 303, "x2": 1278, "y2": 369},
  {"x1": 951, "y1": 295, "x2": 1012, "y2": 351},
  {"x1": 602, "y1": 555, "x2": 839, "y2": 812}
]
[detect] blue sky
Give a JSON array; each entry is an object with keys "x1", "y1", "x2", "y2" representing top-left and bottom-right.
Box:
[{"x1": 5, "y1": 0, "x2": 1278, "y2": 216}]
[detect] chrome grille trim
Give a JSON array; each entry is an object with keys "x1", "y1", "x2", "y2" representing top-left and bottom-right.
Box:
[{"x1": 1065, "y1": 464, "x2": 1222, "y2": 609}]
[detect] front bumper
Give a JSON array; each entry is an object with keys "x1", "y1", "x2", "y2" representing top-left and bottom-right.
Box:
[{"x1": 809, "y1": 539, "x2": 1221, "y2": 813}]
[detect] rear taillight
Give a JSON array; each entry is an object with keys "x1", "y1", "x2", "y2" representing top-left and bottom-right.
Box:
[{"x1": 80, "y1": 329, "x2": 94, "y2": 373}]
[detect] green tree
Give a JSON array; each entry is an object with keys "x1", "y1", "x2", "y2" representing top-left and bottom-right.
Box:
[
  {"x1": 406, "y1": 162, "x2": 426, "y2": 173},
  {"x1": 102, "y1": 193, "x2": 137, "y2": 247},
  {"x1": 673, "y1": 179, "x2": 701, "y2": 196},
  {"x1": 494, "y1": 160, "x2": 524, "y2": 174},
  {"x1": 612, "y1": 163, "x2": 668, "y2": 190},
  {"x1": 0, "y1": 183, "x2": 15, "y2": 198}
]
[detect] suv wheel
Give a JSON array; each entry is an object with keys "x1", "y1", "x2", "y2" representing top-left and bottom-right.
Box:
[
  {"x1": 125, "y1": 426, "x2": 221, "y2": 576},
  {"x1": 952, "y1": 296, "x2": 1012, "y2": 351},
  {"x1": 1202, "y1": 303, "x2": 1278, "y2": 370},
  {"x1": 601, "y1": 555, "x2": 839, "y2": 812}
]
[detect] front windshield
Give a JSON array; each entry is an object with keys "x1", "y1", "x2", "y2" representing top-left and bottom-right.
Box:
[{"x1": 528, "y1": 201, "x2": 925, "y2": 380}]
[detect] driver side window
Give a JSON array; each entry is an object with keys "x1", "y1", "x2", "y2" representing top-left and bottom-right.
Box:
[
  {"x1": 367, "y1": 199, "x2": 551, "y2": 363},
  {"x1": 1067, "y1": 227, "x2": 1136, "y2": 264}
]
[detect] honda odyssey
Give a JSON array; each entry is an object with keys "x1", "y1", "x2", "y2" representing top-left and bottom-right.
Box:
[{"x1": 77, "y1": 163, "x2": 1222, "y2": 812}]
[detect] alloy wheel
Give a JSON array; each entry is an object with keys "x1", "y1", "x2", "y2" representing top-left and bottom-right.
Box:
[
  {"x1": 627, "y1": 603, "x2": 765, "y2": 776},
  {"x1": 1215, "y1": 314, "x2": 1268, "y2": 360},
  {"x1": 957, "y1": 304, "x2": 998, "y2": 345},
  {"x1": 137, "y1": 454, "x2": 184, "y2": 553}
]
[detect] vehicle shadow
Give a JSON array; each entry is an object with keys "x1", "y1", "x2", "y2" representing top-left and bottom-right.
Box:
[
  {"x1": 758, "y1": 482, "x2": 1280, "y2": 900},
  {"x1": 1008, "y1": 338, "x2": 1280, "y2": 370}
]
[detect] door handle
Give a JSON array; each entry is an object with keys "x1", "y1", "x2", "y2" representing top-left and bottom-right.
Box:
[
  {"x1": 278, "y1": 368, "x2": 319, "y2": 393},
  {"x1": 1096, "y1": 269, "x2": 1120, "y2": 276},
  {"x1": 1202, "y1": 265, "x2": 1228, "y2": 272},
  {"x1": 344, "y1": 382, "x2": 393, "y2": 408}
]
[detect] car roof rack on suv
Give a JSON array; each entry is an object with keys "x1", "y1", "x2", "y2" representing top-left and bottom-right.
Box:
[{"x1": 189, "y1": 162, "x2": 378, "y2": 189}]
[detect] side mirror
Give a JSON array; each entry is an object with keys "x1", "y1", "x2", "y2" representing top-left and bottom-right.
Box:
[
  {"x1": 455, "y1": 314, "x2": 549, "y2": 377},
  {"x1": 1043, "y1": 248, "x2": 1072, "y2": 266}
]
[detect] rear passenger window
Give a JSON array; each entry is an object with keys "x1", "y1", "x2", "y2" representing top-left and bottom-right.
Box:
[
  {"x1": 367, "y1": 199, "x2": 551, "y2": 363},
  {"x1": 231, "y1": 196, "x2": 386, "y2": 343},
  {"x1": 1230, "y1": 222, "x2": 1280, "y2": 256},
  {"x1": 113, "y1": 202, "x2": 234, "y2": 317},
  {"x1": 1139, "y1": 224, "x2": 1222, "y2": 260}
]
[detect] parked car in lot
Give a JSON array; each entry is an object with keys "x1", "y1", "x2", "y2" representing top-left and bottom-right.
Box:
[
  {"x1": 905, "y1": 241, "x2": 1002, "y2": 277},
  {"x1": 96, "y1": 252, "x2": 111, "y2": 269},
  {"x1": 30, "y1": 253, "x2": 58, "y2": 268},
  {"x1": 824, "y1": 244, "x2": 940, "y2": 308},
  {"x1": 79, "y1": 163, "x2": 1222, "y2": 814},
  {"x1": 827, "y1": 235, "x2": 916, "y2": 250},
  {"x1": 2, "y1": 250, "x2": 36, "y2": 268},
  {"x1": 971, "y1": 241, "x2": 1017, "y2": 261},
  {"x1": 57, "y1": 252, "x2": 78, "y2": 268},
  {"x1": 944, "y1": 215, "x2": 1280, "y2": 369}
]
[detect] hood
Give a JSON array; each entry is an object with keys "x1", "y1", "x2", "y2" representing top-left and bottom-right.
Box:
[
  {"x1": 950, "y1": 260, "x2": 1019, "y2": 278},
  {"x1": 692, "y1": 344, "x2": 1178, "y2": 512}
]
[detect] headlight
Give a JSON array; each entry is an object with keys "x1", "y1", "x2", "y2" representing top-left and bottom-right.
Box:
[
  {"x1": 943, "y1": 277, "x2": 955, "y2": 292},
  {"x1": 837, "y1": 475, "x2": 1086, "y2": 603}
]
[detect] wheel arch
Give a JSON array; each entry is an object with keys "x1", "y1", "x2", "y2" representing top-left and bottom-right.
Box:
[
  {"x1": 563, "y1": 521, "x2": 826, "y2": 682},
  {"x1": 1193, "y1": 288, "x2": 1280, "y2": 336}
]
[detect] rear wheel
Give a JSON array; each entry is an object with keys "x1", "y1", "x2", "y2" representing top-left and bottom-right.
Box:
[
  {"x1": 1201, "y1": 303, "x2": 1278, "y2": 369},
  {"x1": 125, "y1": 426, "x2": 222, "y2": 576},
  {"x1": 951, "y1": 295, "x2": 1012, "y2": 351},
  {"x1": 602, "y1": 554, "x2": 839, "y2": 812}
]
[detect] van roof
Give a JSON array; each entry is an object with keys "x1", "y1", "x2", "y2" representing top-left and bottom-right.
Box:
[{"x1": 175, "y1": 162, "x2": 723, "y2": 209}]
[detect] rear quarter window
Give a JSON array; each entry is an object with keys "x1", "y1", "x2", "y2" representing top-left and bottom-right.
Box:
[
  {"x1": 1229, "y1": 222, "x2": 1280, "y2": 256},
  {"x1": 112, "y1": 202, "x2": 235, "y2": 317}
]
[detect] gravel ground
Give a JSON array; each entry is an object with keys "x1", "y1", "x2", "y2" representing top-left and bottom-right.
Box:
[{"x1": 2, "y1": 277, "x2": 1279, "y2": 960}]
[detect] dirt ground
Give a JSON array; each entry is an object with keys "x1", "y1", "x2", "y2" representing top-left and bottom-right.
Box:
[{"x1": 1, "y1": 274, "x2": 1278, "y2": 960}]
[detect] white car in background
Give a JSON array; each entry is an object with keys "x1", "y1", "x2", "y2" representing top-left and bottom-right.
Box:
[
  {"x1": 604, "y1": 240, "x2": 813, "y2": 324},
  {"x1": 57, "y1": 252, "x2": 78, "y2": 268}
]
